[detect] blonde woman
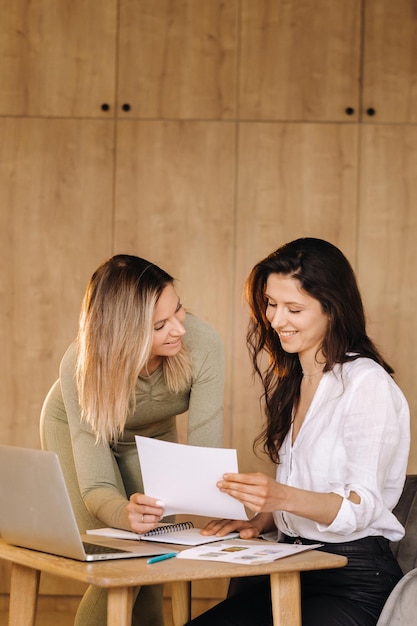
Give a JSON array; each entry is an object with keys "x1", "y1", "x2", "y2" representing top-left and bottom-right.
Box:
[{"x1": 40, "y1": 254, "x2": 224, "y2": 626}]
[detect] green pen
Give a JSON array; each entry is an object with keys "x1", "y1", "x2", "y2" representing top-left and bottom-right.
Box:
[{"x1": 147, "y1": 552, "x2": 177, "y2": 564}]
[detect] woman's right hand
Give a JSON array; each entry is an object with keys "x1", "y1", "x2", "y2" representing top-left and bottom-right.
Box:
[{"x1": 127, "y1": 492, "x2": 165, "y2": 533}]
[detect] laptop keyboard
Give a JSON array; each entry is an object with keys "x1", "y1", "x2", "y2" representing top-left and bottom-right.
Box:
[{"x1": 82, "y1": 542, "x2": 128, "y2": 555}]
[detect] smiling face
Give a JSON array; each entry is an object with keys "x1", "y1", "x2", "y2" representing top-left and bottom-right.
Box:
[
  {"x1": 265, "y1": 273, "x2": 329, "y2": 365},
  {"x1": 148, "y1": 283, "x2": 186, "y2": 366}
]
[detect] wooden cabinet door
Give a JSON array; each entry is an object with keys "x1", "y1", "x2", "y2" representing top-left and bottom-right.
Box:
[
  {"x1": 239, "y1": 0, "x2": 361, "y2": 121},
  {"x1": 114, "y1": 119, "x2": 236, "y2": 440},
  {"x1": 114, "y1": 120, "x2": 235, "y2": 333},
  {"x1": 357, "y1": 125, "x2": 417, "y2": 459},
  {"x1": 0, "y1": 0, "x2": 117, "y2": 117},
  {"x1": 233, "y1": 122, "x2": 359, "y2": 472},
  {"x1": 0, "y1": 118, "x2": 114, "y2": 448},
  {"x1": 363, "y1": 0, "x2": 417, "y2": 123},
  {"x1": 118, "y1": 0, "x2": 237, "y2": 119}
]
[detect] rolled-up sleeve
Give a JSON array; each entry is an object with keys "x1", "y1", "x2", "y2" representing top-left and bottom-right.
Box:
[{"x1": 276, "y1": 359, "x2": 410, "y2": 542}]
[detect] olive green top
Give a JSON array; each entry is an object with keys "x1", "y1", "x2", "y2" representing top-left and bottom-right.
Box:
[{"x1": 41, "y1": 313, "x2": 224, "y2": 529}]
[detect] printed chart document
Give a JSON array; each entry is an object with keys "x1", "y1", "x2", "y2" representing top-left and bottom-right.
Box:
[
  {"x1": 135, "y1": 436, "x2": 248, "y2": 520},
  {"x1": 177, "y1": 539, "x2": 323, "y2": 565}
]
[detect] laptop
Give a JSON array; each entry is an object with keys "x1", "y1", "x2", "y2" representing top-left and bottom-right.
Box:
[{"x1": 0, "y1": 444, "x2": 175, "y2": 562}]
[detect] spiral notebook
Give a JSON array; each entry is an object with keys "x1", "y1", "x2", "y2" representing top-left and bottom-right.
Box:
[{"x1": 87, "y1": 521, "x2": 239, "y2": 546}]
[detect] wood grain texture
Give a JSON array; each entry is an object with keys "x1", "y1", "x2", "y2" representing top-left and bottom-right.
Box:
[
  {"x1": 0, "y1": 539, "x2": 347, "y2": 587},
  {"x1": 170, "y1": 581, "x2": 191, "y2": 626},
  {"x1": 118, "y1": 0, "x2": 237, "y2": 119},
  {"x1": 363, "y1": 0, "x2": 417, "y2": 123},
  {"x1": 0, "y1": 118, "x2": 114, "y2": 446},
  {"x1": 0, "y1": 540, "x2": 345, "y2": 625},
  {"x1": 1, "y1": 0, "x2": 416, "y2": 605},
  {"x1": 8, "y1": 564, "x2": 39, "y2": 626},
  {"x1": 270, "y1": 572, "x2": 301, "y2": 626},
  {"x1": 114, "y1": 119, "x2": 236, "y2": 442},
  {"x1": 0, "y1": 595, "x2": 223, "y2": 626},
  {"x1": 232, "y1": 122, "x2": 358, "y2": 472},
  {"x1": 239, "y1": 0, "x2": 361, "y2": 121},
  {"x1": 0, "y1": 0, "x2": 116, "y2": 116},
  {"x1": 357, "y1": 124, "x2": 417, "y2": 469}
]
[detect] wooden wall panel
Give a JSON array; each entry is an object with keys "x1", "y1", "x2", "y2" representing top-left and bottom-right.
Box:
[
  {"x1": 357, "y1": 125, "x2": 417, "y2": 471},
  {"x1": 233, "y1": 123, "x2": 359, "y2": 473},
  {"x1": 239, "y1": 0, "x2": 361, "y2": 121},
  {"x1": 114, "y1": 120, "x2": 236, "y2": 439},
  {"x1": 118, "y1": 0, "x2": 237, "y2": 119},
  {"x1": 0, "y1": 118, "x2": 114, "y2": 448},
  {"x1": 0, "y1": 0, "x2": 116, "y2": 117},
  {"x1": 363, "y1": 0, "x2": 417, "y2": 123},
  {"x1": 1, "y1": 0, "x2": 417, "y2": 612}
]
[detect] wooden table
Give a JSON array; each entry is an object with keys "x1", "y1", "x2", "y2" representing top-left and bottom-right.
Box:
[{"x1": 0, "y1": 539, "x2": 346, "y2": 626}]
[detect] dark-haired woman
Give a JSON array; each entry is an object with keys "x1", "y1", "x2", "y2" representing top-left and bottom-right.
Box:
[{"x1": 186, "y1": 238, "x2": 409, "y2": 626}]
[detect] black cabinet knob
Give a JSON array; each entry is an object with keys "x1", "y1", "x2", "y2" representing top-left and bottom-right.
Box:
[
  {"x1": 366, "y1": 108, "x2": 376, "y2": 116},
  {"x1": 101, "y1": 103, "x2": 110, "y2": 111},
  {"x1": 345, "y1": 107, "x2": 355, "y2": 116},
  {"x1": 121, "y1": 103, "x2": 131, "y2": 112}
]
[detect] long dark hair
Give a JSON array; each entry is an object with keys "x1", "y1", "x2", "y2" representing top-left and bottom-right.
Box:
[{"x1": 246, "y1": 238, "x2": 393, "y2": 463}]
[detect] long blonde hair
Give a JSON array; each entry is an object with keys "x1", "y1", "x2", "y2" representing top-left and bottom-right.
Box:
[{"x1": 76, "y1": 255, "x2": 193, "y2": 443}]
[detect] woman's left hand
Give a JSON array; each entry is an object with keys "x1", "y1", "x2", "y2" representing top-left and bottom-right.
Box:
[{"x1": 127, "y1": 493, "x2": 165, "y2": 533}]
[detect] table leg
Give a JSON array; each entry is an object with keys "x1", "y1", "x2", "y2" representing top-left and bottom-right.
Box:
[
  {"x1": 171, "y1": 581, "x2": 191, "y2": 626},
  {"x1": 270, "y1": 571, "x2": 301, "y2": 626},
  {"x1": 8, "y1": 563, "x2": 40, "y2": 626},
  {"x1": 107, "y1": 586, "x2": 133, "y2": 626}
]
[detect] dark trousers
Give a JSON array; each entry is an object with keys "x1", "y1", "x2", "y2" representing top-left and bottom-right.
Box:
[{"x1": 185, "y1": 536, "x2": 403, "y2": 626}]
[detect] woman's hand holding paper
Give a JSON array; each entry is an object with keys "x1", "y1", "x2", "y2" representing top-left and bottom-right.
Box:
[{"x1": 127, "y1": 493, "x2": 165, "y2": 533}]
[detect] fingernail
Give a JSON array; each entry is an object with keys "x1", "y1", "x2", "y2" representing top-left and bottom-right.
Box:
[{"x1": 155, "y1": 500, "x2": 165, "y2": 507}]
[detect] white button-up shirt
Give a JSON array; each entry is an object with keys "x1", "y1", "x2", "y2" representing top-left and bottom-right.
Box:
[{"x1": 273, "y1": 358, "x2": 410, "y2": 543}]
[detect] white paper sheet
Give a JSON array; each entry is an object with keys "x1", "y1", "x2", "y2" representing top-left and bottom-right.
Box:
[{"x1": 135, "y1": 436, "x2": 248, "y2": 520}]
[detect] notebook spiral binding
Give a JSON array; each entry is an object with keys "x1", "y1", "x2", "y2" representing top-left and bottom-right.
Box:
[{"x1": 143, "y1": 521, "x2": 194, "y2": 537}]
